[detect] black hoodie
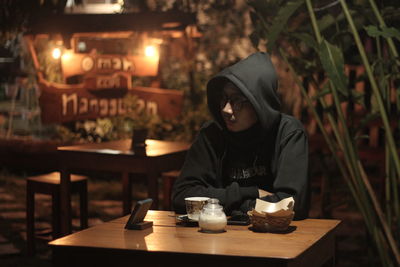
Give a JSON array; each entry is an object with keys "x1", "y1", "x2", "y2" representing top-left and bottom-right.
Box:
[{"x1": 172, "y1": 52, "x2": 309, "y2": 220}]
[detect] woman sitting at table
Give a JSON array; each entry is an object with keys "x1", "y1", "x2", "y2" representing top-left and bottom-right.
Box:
[{"x1": 171, "y1": 52, "x2": 310, "y2": 220}]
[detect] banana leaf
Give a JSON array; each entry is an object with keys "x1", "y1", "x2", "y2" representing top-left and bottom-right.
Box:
[
  {"x1": 350, "y1": 89, "x2": 365, "y2": 106},
  {"x1": 365, "y1": 25, "x2": 400, "y2": 41},
  {"x1": 396, "y1": 85, "x2": 400, "y2": 113},
  {"x1": 318, "y1": 39, "x2": 349, "y2": 97},
  {"x1": 247, "y1": 0, "x2": 283, "y2": 17},
  {"x1": 311, "y1": 86, "x2": 331, "y2": 101},
  {"x1": 291, "y1": 32, "x2": 318, "y2": 51},
  {"x1": 263, "y1": 0, "x2": 304, "y2": 51},
  {"x1": 353, "y1": 111, "x2": 381, "y2": 133}
]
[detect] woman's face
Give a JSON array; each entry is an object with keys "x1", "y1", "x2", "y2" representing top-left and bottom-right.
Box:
[{"x1": 220, "y1": 82, "x2": 258, "y2": 132}]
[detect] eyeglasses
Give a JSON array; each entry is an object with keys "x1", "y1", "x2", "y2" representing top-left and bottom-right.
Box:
[{"x1": 220, "y1": 94, "x2": 249, "y2": 113}]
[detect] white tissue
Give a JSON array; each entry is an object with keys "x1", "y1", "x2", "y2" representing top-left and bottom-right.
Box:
[{"x1": 255, "y1": 197, "x2": 294, "y2": 217}]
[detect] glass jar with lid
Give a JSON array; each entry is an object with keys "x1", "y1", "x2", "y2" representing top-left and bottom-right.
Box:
[{"x1": 198, "y1": 198, "x2": 227, "y2": 233}]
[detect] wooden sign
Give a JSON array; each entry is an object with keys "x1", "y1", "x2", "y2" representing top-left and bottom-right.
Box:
[
  {"x1": 38, "y1": 79, "x2": 184, "y2": 124},
  {"x1": 61, "y1": 51, "x2": 159, "y2": 78},
  {"x1": 24, "y1": 34, "x2": 179, "y2": 125},
  {"x1": 83, "y1": 72, "x2": 131, "y2": 91}
]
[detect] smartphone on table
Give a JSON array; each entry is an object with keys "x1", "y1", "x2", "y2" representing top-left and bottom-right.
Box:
[{"x1": 125, "y1": 198, "x2": 153, "y2": 230}]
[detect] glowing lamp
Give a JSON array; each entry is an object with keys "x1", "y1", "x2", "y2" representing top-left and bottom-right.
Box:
[
  {"x1": 61, "y1": 51, "x2": 72, "y2": 61},
  {"x1": 52, "y1": 48, "x2": 62, "y2": 59},
  {"x1": 145, "y1": 45, "x2": 157, "y2": 57}
]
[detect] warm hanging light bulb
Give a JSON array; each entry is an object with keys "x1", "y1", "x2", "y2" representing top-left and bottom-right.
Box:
[
  {"x1": 145, "y1": 45, "x2": 157, "y2": 57},
  {"x1": 61, "y1": 50, "x2": 72, "y2": 61},
  {"x1": 52, "y1": 48, "x2": 62, "y2": 59}
]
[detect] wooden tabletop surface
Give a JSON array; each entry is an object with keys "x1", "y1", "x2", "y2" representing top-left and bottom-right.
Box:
[
  {"x1": 58, "y1": 139, "x2": 190, "y2": 157},
  {"x1": 57, "y1": 140, "x2": 190, "y2": 234},
  {"x1": 49, "y1": 210, "x2": 341, "y2": 260}
]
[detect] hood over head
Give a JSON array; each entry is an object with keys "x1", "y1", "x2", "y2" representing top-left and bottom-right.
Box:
[{"x1": 207, "y1": 52, "x2": 281, "y2": 132}]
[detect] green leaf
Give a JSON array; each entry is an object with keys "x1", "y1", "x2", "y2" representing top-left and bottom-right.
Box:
[
  {"x1": 396, "y1": 84, "x2": 400, "y2": 113},
  {"x1": 319, "y1": 39, "x2": 349, "y2": 97},
  {"x1": 364, "y1": 25, "x2": 400, "y2": 41},
  {"x1": 321, "y1": 104, "x2": 335, "y2": 114},
  {"x1": 311, "y1": 84, "x2": 331, "y2": 101},
  {"x1": 350, "y1": 89, "x2": 365, "y2": 107},
  {"x1": 354, "y1": 111, "x2": 380, "y2": 134},
  {"x1": 354, "y1": 134, "x2": 370, "y2": 141},
  {"x1": 291, "y1": 32, "x2": 318, "y2": 51},
  {"x1": 317, "y1": 14, "x2": 336, "y2": 32},
  {"x1": 265, "y1": 0, "x2": 304, "y2": 51},
  {"x1": 247, "y1": 0, "x2": 263, "y2": 13}
]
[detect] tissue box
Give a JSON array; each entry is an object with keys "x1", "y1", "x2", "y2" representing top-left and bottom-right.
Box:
[
  {"x1": 247, "y1": 197, "x2": 295, "y2": 232},
  {"x1": 247, "y1": 209, "x2": 294, "y2": 232}
]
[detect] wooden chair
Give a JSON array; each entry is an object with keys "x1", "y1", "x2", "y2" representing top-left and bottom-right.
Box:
[
  {"x1": 26, "y1": 172, "x2": 88, "y2": 255},
  {"x1": 124, "y1": 170, "x2": 180, "y2": 212},
  {"x1": 161, "y1": 170, "x2": 181, "y2": 210}
]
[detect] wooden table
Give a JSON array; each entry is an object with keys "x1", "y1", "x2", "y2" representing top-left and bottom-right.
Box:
[
  {"x1": 49, "y1": 210, "x2": 341, "y2": 267},
  {"x1": 58, "y1": 139, "x2": 189, "y2": 235}
]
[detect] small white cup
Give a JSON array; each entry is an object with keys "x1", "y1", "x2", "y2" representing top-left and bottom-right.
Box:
[{"x1": 184, "y1": 197, "x2": 210, "y2": 221}]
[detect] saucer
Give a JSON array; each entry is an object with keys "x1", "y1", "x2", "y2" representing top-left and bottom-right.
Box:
[{"x1": 176, "y1": 215, "x2": 198, "y2": 226}]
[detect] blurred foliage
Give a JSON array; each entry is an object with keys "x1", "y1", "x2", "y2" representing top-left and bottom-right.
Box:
[
  {"x1": 248, "y1": 0, "x2": 400, "y2": 265},
  {"x1": 61, "y1": 0, "x2": 254, "y2": 143},
  {"x1": 249, "y1": 0, "x2": 400, "y2": 132},
  {"x1": 55, "y1": 118, "x2": 116, "y2": 143},
  {"x1": 54, "y1": 91, "x2": 211, "y2": 143},
  {"x1": 1, "y1": 1, "x2": 68, "y2": 138},
  {"x1": 36, "y1": 38, "x2": 63, "y2": 83},
  {"x1": 0, "y1": 0, "x2": 67, "y2": 45},
  {"x1": 2, "y1": 0, "x2": 255, "y2": 144}
]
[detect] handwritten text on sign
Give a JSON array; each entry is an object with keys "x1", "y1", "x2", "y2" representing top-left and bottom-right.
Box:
[
  {"x1": 61, "y1": 93, "x2": 157, "y2": 117},
  {"x1": 38, "y1": 82, "x2": 183, "y2": 124},
  {"x1": 62, "y1": 53, "x2": 158, "y2": 78},
  {"x1": 81, "y1": 56, "x2": 134, "y2": 72}
]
